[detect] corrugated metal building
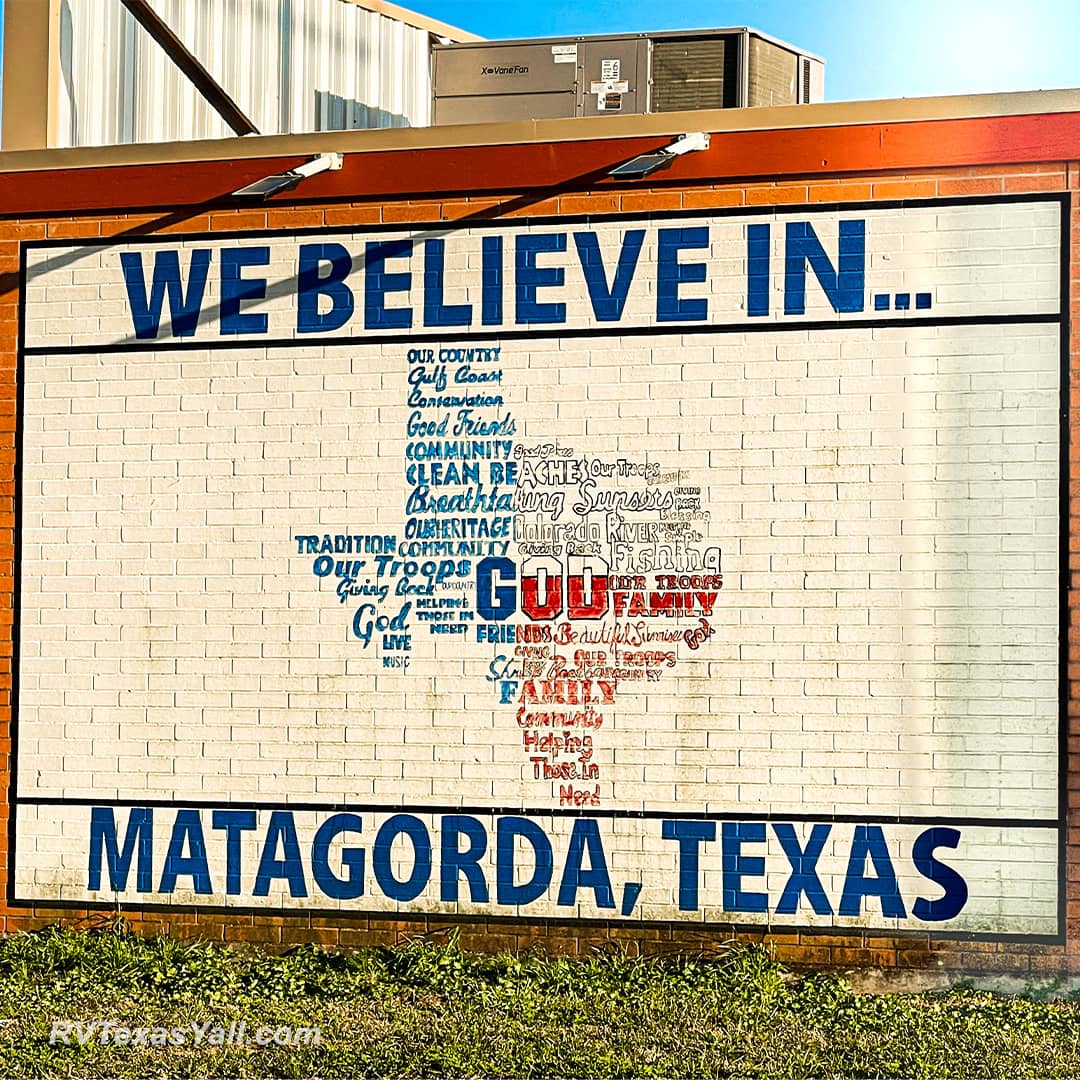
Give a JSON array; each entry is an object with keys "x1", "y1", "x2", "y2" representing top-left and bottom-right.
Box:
[{"x1": 2, "y1": 0, "x2": 477, "y2": 149}]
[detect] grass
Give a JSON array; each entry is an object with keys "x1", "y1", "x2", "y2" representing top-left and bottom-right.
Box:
[{"x1": 0, "y1": 920, "x2": 1077, "y2": 1077}]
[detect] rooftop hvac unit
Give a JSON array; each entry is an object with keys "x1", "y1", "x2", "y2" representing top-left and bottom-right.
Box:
[{"x1": 431, "y1": 28, "x2": 824, "y2": 126}]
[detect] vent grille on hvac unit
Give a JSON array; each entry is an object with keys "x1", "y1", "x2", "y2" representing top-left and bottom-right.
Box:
[
  {"x1": 801, "y1": 56, "x2": 811, "y2": 103},
  {"x1": 651, "y1": 36, "x2": 738, "y2": 112}
]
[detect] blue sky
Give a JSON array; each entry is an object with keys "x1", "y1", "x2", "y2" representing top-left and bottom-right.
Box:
[{"x1": 416, "y1": 0, "x2": 1080, "y2": 102}]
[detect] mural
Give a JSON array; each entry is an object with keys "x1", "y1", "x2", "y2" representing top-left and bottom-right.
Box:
[{"x1": 13, "y1": 197, "x2": 1065, "y2": 935}]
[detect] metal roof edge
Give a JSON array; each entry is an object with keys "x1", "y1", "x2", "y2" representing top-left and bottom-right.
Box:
[
  {"x1": 336, "y1": 0, "x2": 482, "y2": 42},
  {"x1": 0, "y1": 87, "x2": 1076, "y2": 174},
  {"x1": 431, "y1": 26, "x2": 825, "y2": 63},
  {"x1": 743, "y1": 27, "x2": 826, "y2": 64}
]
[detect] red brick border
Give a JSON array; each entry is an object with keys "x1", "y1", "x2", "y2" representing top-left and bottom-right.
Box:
[{"x1": 0, "y1": 117, "x2": 1075, "y2": 972}]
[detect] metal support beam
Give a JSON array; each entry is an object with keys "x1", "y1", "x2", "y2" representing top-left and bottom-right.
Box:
[{"x1": 118, "y1": 0, "x2": 259, "y2": 136}]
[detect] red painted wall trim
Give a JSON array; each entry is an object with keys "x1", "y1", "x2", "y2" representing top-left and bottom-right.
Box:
[{"x1": 0, "y1": 111, "x2": 1076, "y2": 218}]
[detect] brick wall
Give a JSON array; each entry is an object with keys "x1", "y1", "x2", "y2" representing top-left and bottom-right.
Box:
[{"x1": 0, "y1": 128, "x2": 1075, "y2": 974}]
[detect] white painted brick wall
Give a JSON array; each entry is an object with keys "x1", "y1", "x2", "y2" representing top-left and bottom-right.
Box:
[
  {"x1": 12, "y1": 805, "x2": 1058, "y2": 936},
  {"x1": 13, "y1": 199, "x2": 1063, "y2": 934}
]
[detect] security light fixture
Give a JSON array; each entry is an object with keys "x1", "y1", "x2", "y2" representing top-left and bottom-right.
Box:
[
  {"x1": 232, "y1": 153, "x2": 344, "y2": 200},
  {"x1": 608, "y1": 132, "x2": 710, "y2": 181}
]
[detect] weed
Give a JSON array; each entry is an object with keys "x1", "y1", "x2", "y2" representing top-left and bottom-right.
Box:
[{"x1": 0, "y1": 925, "x2": 1077, "y2": 1077}]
